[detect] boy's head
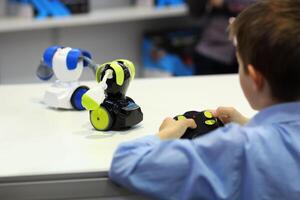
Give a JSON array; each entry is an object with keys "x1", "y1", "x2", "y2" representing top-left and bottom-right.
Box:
[{"x1": 229, "y1": 0, "x2": 300, "y2": 109}]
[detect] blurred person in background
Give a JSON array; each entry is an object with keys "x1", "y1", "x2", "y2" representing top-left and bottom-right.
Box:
[{"x1": 187, "y1": 0, "x2": 256, "y2": 75}]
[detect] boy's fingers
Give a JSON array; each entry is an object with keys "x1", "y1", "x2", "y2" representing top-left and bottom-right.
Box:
[
  {"x1": 218, "y1": 116, "x2": 231, "y2": 124},
  {"x1": 180, "y1": 119, "x2": 197, "y2": 129},
  {"x1": 163, "y1": 117, "x2": 174, "y2": 123},
  {"x1": 210, "y1": 108, "x2": 231, "y2": 122},
  {"x1": 211, "y1": 109, "x2": 218, "y2": 117},
  {"x1": 217, "y1": 107, "x2": 235, "y2": 116},
  {"x1": 159, "y1": 117, "x2": 174, "y2": 131}
]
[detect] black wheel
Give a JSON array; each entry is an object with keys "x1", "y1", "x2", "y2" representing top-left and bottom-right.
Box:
[{"x1": 71, "y1": 86, "x2": 89, "y2": 110}]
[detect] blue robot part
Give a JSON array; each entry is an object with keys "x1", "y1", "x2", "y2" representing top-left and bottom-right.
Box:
[
  {"x1": 81, "y1": 50, "x2": 92, "y2": 67},
  {"x1": 156, "y1": 0, "x2": 185, "y2": 7},
  {"x1": 66, "y1": 49, "x2": 82, "y2": 70},
  {"x1": 71, "y1": 86, "x2": 89, "y2": 110},
  {"x1": 43, "y1": 46, "x2": 63, "y2": 68},
  {"x1": 67, "y1": 48, "x2": 92, "y2": 70},
  {"x1": 43, "y1": 46, "x2": 92, "y2": 70}
]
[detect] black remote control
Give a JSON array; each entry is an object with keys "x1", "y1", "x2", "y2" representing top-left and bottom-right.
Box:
[{"x1": 174, "y1": 111, "x2": 224, "y2": 139}]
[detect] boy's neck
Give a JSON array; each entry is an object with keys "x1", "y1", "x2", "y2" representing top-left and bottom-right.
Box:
[
  {"x1": 256, "y1": 96, "x2": 279, "y2": 111},
  {"x1": 258, "y1": 98, "x2": 300, "y2": 111}
]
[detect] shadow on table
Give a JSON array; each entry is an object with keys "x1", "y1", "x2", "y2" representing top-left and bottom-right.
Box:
[{"x1": 72, "y1": 123, "x2": 144, "y2": 140}]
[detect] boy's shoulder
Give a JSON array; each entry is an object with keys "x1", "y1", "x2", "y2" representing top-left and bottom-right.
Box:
[{"x1": 200, "y1": 122, "x2": 280, "y2": 148}]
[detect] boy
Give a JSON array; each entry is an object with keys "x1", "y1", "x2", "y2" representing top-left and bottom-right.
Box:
[{"x1": 109, "y1": 0, "x2": 300, "y2": 199}]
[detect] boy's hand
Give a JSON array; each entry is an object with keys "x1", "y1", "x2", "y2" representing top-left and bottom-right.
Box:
[
  {"x1": 213, "y1": 107, "x2": 249, "y2": 125},
  {"x1": 157, "y1": 117, "x2": 197, "y2": 140}
]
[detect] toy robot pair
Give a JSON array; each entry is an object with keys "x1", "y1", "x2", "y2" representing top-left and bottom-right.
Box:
[
  {"x1": 37, "y1": 46, "x2": 143, "y2": 131},
  {"x1": 37, "y1": 46, "x2": 223, "y2": 137}
]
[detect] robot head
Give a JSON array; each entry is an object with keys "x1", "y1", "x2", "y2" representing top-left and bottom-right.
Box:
[
  {"x1": 96, "y1": 59, "x2": 136, "y2": 99},
  {"x1": 38, "y1": 46, "x2": 92, "y2": 82}
]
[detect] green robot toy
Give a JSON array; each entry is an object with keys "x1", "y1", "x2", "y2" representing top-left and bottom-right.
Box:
[{"x1": 82, "y1": 59, "x2": 143, "y2": 131}]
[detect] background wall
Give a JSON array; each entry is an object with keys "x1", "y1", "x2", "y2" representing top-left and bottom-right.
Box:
[
  {"x1": 0, "y1": 0, "x2": 192, "y2": 84},
  {"x1": 90, "y1": 0, "x2": 133, "y2": 9},
  {"x1": 0, "y1": 0, "x2": 5, "y2": 16}
]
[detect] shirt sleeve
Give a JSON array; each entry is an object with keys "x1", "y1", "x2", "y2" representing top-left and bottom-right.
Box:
[{"x1": 109, "y1": 124, "x2": 247, "y2": 200}]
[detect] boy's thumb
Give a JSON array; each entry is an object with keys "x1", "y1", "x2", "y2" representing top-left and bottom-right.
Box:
[{"x1": 186, "y1": 119, "x2": 197, "y2": 129}]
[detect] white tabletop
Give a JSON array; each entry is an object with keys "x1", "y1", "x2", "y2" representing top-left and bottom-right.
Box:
[{"x1": 0, "y1": 75, "x2": 255, "y2": 179}]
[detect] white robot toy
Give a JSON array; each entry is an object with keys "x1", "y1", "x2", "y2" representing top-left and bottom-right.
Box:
[{"x1": 36, "y1": 46, "x2": 96, "y2": 110}]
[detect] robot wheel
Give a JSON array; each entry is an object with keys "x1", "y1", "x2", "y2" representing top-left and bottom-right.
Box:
[
  {"x1": 90, "y1": 106, "x2": 113, "y2": 131},
  {"x1": 71, "y1": 86, "x2": 90, "y2": 110}
]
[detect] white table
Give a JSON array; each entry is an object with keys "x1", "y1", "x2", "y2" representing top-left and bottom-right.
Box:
[{"x1": 0, "y1": 75, "x2": 255, "y2": 199}]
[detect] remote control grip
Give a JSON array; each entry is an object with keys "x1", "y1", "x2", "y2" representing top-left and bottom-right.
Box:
[{"x1": 174, "y1": 111, "x2": 224, "y2": 139}]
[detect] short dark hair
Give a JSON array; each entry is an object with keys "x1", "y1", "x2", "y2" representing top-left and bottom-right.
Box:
[{"x1": 230, "y1": 0, "x2": 300, "y2": 102}]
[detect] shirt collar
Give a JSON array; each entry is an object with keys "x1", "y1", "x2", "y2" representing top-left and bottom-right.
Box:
[{"x1": 247, "y1": 101, "x2": 300, "y2": 126}]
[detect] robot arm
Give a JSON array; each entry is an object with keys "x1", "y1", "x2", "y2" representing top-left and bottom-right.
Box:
[
  {"x1": 36, "y1": 60, "x2": 54, "y2": 81},
  {"x1": 81, "y1": 55, "x2": 98, "y2": 75},
  {"x1": 82, "y1": 69, "x2": 113, "y2": 110},
  {"x1": 36, "y1": 46, "x2": 63, "y2": 81}
]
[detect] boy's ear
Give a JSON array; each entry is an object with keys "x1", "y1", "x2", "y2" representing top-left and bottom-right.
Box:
[{"x1": 247, "y1": 64, "x2": 264, "y2": 90}]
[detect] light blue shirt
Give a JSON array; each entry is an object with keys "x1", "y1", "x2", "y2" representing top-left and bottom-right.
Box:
[{"x1": 109, "y1": 102, "x2": 300, "y2": 200}]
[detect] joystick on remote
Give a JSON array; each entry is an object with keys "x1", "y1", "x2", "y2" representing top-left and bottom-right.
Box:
[{"x1": 174, "y1": 111, "x2": 224, "y2": 139}]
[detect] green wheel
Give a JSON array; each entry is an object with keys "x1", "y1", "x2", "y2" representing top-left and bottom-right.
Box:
[{"x1": 90, "y1": 106, "x2": 113, "y2": 131}]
